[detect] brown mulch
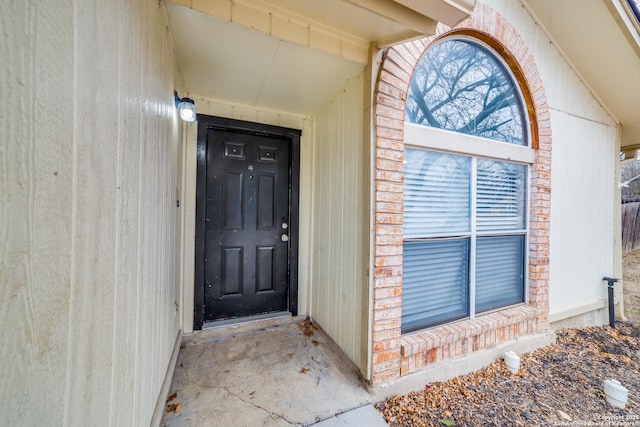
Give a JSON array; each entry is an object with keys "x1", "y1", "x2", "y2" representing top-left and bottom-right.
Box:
[{"x1": 376, "y1": 322, "x2": 640, "y2": 426}]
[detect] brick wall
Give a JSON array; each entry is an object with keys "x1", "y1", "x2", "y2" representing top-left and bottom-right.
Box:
[{"x1": 371, "y1": 2, "x2": 552, "y2": 384}]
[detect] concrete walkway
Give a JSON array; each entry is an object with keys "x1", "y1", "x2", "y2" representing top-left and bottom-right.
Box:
[{"x1": 160, "y1": 316, "x2": 388, "y2": 427}]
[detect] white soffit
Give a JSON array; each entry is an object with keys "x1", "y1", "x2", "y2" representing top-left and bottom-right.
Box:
[
  {"x1": 523, "y1": 0, "x2": 640, "y2": 148},
  {"x1": 167, "y1": 3, "x2": 364, "y2": 115}
]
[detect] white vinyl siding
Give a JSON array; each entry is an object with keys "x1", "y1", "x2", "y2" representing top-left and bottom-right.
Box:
[
  {"x1": 1, "y1": 1, "x2": 182, "y2": 425},
  {"x1": 310, "y1": 74, "x2": 367, "y2": 373}
]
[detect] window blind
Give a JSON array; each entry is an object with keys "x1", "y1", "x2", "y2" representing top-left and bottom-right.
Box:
[
  {"x1": 402, "y1": 147, "x2": 527, "y2": 331},
  {"x1": 475, "y1": 235, "x2": 525, "y2": 312},
  {"x1": 476, "y1": 159, "x2": 526, "y2": 232},
  {"x1": 402, "y1": 239, "x2": 469, "y2": 332},
  {"x1": 404, "y1": 148, "x2": 471, "y2": 237}
]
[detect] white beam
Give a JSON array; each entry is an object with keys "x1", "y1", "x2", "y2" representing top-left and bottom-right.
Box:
[
  {"x1": 392, "y1": 0, "x2": 476, "y2": 27},
  {"x1": 344, "y1": 0, "x2": 437, "y2": 35}
]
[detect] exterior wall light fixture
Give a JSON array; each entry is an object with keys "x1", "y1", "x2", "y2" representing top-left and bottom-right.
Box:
[{"x1": 174, "y1": 91, "x2": 196, "y2": 122}]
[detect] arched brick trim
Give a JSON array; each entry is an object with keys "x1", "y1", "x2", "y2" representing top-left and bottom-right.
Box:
[{"x1": 370, "y1": 2, "x2": 552, "y2": 384}]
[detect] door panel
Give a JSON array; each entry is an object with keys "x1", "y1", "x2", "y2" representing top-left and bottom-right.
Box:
[
  {"x1": 257, "y1": 174, "x2": 276, "y2": 229},
  {"x1": 202, "y1": 128, "x2": 290, "y2": 321},
  {"x1": 256, "y1": 246, "x2": 276, "y2": 292},
  {"x1": 222, "y1": 171, "x2": 244, "y2": 230}
]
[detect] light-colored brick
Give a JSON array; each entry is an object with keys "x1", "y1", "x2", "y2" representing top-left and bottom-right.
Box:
[
  {"x1": 375, "y1": 169, "x2": 403, "y2": 182},
  {"x1": 375, "y1": 244, "x2": 403, "y2": 256},
  {"x1": 376, "y1": 100, "x2": 406, "y2": 120},
  {"x1": 373, "y1": 329, "x2": 401, "y2": 342},
  {"x1": 375, "y1": 234, "x2": 403, "y2": 246},
  {"x1": 377, "y1": 137, "x2": 404, "y2": 151},
  {"x1": 376, "y1": 81, "x2": 407, "y2": 101},
  {"x1": 379, "y1": 69, "x2": 409, "y2": 92},
  {"x1": 375, "y1": 202, "x2": 403, "y2": 214},
  {"x1": 373, "y1": 338, "x2": 402, "y2": 353},
  {"x1": 372, "y1": 348, "x2": 401, "y2": 364},
  {"x1": 376, "y1": 191, "x2": 403, "y2": 203},
  {"x1": 381, "y1": 59, "x2": 412, "y2": 86},
  {"x1": 376, "y1": 148, "x2": 404, "y2": 161},
  {"x1": 375, "y1": 126, "x2": 404, "y2": 141},
  {"x1": 374, "y1": 296, "x2": 402, "y2": 310},
  {"x1": 372, "y1": 370, "x2": 401, "y2": 383},
  {"x1": 373, "y1": 286, "x2": 402, "y2": 300},
  {"x1": 375, "y1": 224, "x2": 402, "y2": 234},
  {"x1": 373, "y1": 307, "x2": 402, "y2": 321},
  {"x1": 373, "y1": 266, "x2": 402, "y2": 278},
  {"x1": 374, "y1": 213, "x2": 403, "y2": 225},
  {"x1": 373, "y1": 358, "x2": 402, "y2": 374},
  {"x1": 376, "y1": 159, "x2": 403, "y2": 172},
  {"x1": 372, "y1": 318, "x2": 401, "y2": 331},
  {"x1": 376, "y1": 114, "x2": 404, "y2": 131},
  {"x1": 374, "y1": 276, "x2": 402, "y2": 288}
]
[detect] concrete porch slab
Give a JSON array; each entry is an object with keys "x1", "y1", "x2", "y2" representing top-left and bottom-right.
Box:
[
  {"x1": 310, "y1": 405, "x2": 389, "y2": 427},
  {"x1": 160, "y1": 316, "x2": 383, "y2": 427}
]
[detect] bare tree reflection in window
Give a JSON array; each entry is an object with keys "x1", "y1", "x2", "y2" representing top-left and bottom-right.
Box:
[{"x1": 406, "y1": 39, "x2": 526, "y2": 145}]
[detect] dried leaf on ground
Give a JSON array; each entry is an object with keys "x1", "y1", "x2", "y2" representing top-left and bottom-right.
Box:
[
  {"x1": 298, "y1": 316, "x2": 319, "y2": 338},
  {"x1": 166, "y1": 403, "x2": 181, "y2": 414}
]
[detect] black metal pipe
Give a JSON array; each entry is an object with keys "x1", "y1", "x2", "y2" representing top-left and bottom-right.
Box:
[{"x1": 602, "y1": 277, "x2": 619, "y2": 328}]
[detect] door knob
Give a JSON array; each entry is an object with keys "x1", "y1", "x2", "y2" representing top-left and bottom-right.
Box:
[{"x1": 281, "y1": 234, "x2": 289, "y2": 242}]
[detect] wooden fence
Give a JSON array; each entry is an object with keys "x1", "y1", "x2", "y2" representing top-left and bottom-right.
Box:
[{"x1": 622, "y1": 196, "x2": 640, "y2": 252}]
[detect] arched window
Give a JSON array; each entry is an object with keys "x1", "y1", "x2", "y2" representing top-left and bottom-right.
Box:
[
  {"x1": 402, "y1": 37, "x2": 532, "y2": 333},
  {"x1": 406, "y1": 39, "x2": 527, "y2": 145}
]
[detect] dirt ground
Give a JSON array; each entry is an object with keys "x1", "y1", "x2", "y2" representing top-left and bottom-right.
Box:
[
  {"x1": 376, "y1": 253, "x2": 640, "y2": 426},
  {"x1": 624, "y1": 249, "x2": 640, "y2": 326}
]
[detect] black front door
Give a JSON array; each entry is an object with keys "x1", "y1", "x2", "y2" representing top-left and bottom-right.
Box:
[{"x1": 195, "y1": 116, "x2": 300, "y2": 328}]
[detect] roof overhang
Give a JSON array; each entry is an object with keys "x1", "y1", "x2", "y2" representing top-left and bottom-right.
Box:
[
  {"x1": 522, "y1": 0, "x2": 640, "y2": 151},
  {"x1": 166, "y1": 0, "x2": 476, "y2": 115}
]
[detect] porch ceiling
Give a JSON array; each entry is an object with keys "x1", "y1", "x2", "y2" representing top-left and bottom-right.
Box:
[
  {"x1": 523, "y1": 0, "x2": 640, "y2": 150},
  {"x1": 166, "y1": 0, "x2": 475, "y2": 116},
  {"x1": 167, "y1": 3, "x2": 365, "y2": 115}
]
